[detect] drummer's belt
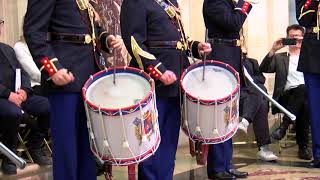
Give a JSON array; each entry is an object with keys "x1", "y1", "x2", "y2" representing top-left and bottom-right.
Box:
[
  {"x1": 145, "y1": 40, "x2": 187, "y2": 51},
  {"x1": 305, "y1": 26, "x2": 320, "y2": 34},
  {"x1": 47, "y1": 32, "x2": 93, "y2": 44},
  {"x1": 208, "y1": 38, "x2": 241, "y2": 47}
]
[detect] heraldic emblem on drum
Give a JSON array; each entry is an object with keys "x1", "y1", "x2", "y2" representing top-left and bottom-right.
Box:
[
  {"x1": 223, "y1": 100, "x2": 238, "y2": 124},
  {"x1": 133, "y1": 110, "x2": 156, "y2": 143}
]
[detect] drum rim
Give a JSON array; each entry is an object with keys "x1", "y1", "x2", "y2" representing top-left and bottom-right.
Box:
[
  {"x1": 91, "y1": 133, "x2": 161, "y2": 166},
  {"x1": 181, "y1": 121, "x2": 239, "y2": 144},
  {"x1": 180, "y1": 60, "x2": 240, "y2": 104},
  {"x1": 82, "y1": 66, "x2": 155, "y2": 114}
]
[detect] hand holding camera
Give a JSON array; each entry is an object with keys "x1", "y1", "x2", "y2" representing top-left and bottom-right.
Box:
[{"x1": 268, "y1": 37, "x2": 301, "y2": 57}]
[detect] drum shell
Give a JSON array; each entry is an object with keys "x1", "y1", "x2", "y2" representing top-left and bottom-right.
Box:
[
  {"x1": 180, "y1": 60, "x2": 240, "y2": 144},
  {"x1": 181, "y1": 92, "x2": 239, "y2": 144},
  {"x1": 85, "y1": 97, "x2": 160, "y2": 165}
]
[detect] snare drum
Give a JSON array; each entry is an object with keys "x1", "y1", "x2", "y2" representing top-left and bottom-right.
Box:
[
  {"x1": 82, "y1": 67, "x2": 160, "y2": 166},
  {"x1": 180, "y1": 60, "x2": 240, "y2": 144}
]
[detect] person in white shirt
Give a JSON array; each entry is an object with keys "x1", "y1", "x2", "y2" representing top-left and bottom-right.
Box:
[
  {"x1": 13, "y1": 38, "x2": 42, "y2": 94},
  {"x1": 259, "y1": 24, "x2": 311, "y2": 160}
]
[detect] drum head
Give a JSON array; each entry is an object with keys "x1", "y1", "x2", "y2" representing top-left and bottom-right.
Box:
[
  {"x1": 182, "y1": 65, "x2": 238, "y2": 101},
  {"x1": 86, "y1": 73, "x2": 151, "y2": 109}
]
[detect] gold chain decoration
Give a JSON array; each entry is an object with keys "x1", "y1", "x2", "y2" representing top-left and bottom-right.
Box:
[
  {"x1": 76, "y1": 0, "x2": 97, "y2": 49},
  {"x1": 317, "y1": 2, "x2": 320, "y2": 40},
  {"x1": 167, "y1": 0, "x2": 188, "y2": 50},
  {"x1": 88, "y1": 3, "x2": 97, "y2": 49}
]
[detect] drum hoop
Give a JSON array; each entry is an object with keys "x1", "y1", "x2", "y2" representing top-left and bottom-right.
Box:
[
  {"x1": 85, "y1": 95, "x2": 153, "y2": 116},
  {"x1": 180, "y1": 60, "x2": 240, "y2": 105},
  {"x1": 91, "y1": 134, "x2": 161, "y2": 166},
  {"x1": 184, "y1": 91, "x2": 239, "y2": 106},
  {"x1": 181, "y1": 121, "x2": 238, "y2": 144},
  {"x1": 82, "y1": 66, "x2": 155, "y2": 115}
]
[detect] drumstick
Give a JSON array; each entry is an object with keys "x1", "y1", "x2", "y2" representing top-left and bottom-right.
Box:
[
  {"x1": 202, "y1": 29, "x2": 209, "y2": 81},
  {"x1": 113, "y1": 49, "x2": 116, "y2": 85}
]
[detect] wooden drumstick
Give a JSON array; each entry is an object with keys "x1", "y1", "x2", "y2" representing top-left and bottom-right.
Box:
[
  {"x1": 202, "y1": 29, "x2": 209, "y2": 81},
  {"x1": 113, "y1": 50, "x2": 116, "y2": 85}
]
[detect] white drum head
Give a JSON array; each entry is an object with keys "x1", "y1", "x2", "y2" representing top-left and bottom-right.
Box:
[
  {"x1": 182, "y1": 66, "x2": 237, "y2": 100},
  {"x1": 86, "y1": 73, "x2": 151, "y2": 109}
]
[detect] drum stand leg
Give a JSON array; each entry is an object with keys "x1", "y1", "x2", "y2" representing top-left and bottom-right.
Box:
[
  {"x1": 195, "y1": 143, "x2": 209, "y2": 165},
  {"x1": 189, "y1": 139, "x2": 196, "y2": 157},
  {"x1": 104, "y1": 163, "x2": 113, "y2": 180},
  {"x1": 128, "y1": 165, "x2": 136, "y2": 180}
]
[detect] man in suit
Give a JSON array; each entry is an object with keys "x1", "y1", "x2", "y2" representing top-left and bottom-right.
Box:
[
  {"x1": 259, "y1": 24, "x2": 311, "y2": 160},
  {"x1": 295, "y1": 0, "x2": 320, "y2": 168},
  {"x1": 24, "y1": 0, "x2": 122, "y2": 179},
  {"x1": 203, "y1": 0, "x2": 252, "y2": 179},
  {"x1": 238, "y1": 54, "x2": 278, "y2": 161},
  {"x1": 0, "y1": 19, "x2": 51, "y2": 175},
  {"x1": 121, "y1": 0, "x2": 211, "y2": 179}
]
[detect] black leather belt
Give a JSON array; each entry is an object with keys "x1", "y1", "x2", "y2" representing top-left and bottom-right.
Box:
[
  {"x1": 47, "y1": 32, "x2": 93, "y2": 44},
  {"x1": 145, "y1": 40, "x2": 187, "y2": 50},
  {"x1": 208, "y1": 38, "x2": 241, "y2": 47},
  {"x1": 305, "y1": 27, "x2": 319, "y2": 34}
]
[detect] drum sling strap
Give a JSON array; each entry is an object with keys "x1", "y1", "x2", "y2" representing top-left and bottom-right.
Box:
[
  {"x1": 153, "y1": 0, "x2": 189, "y2": 51},
  {"x1": 75, "y1": 0, "x2": 107, "y2": 69}
]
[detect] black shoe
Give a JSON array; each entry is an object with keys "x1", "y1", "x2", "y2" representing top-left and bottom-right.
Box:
[
  {"x1": 298, "y1": 146, "x2": 312, "y2": 160},
  {"x1": 1, "y1": 157, "x2": 17, "y2": 175},
  {"x1": 227, "y1": 168, "x2": 248, "y2": 178},
  {"x1": 310, "y1": 159, "x2": 320, "y2": 168},
  {"x1": 29, "y1": 149, "x2": 52, "y2": 165},
  {"x1": 208, "y1": 171, "x2": 236, "y2": 180},
  {"x1": 271, "y1": 128, "x2": 287, "y2": 141},
  {"x1": 271, "y1": 119, "x2": 291, "y2": 141}
]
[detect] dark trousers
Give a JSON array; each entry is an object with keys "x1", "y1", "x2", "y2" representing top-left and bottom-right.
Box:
[
  {"x1": 48, "y1": 93, "x2": 95, "y2": 180},
  {"x1": 207, "y1": 139, "x2": 233, "y2": 174},
  {"x1": 304, "y1": 73, "x2": 320, "y2": 160},
  {"x1": 279, "y1": 84, "x2": 309, "y2": 147},
  {"x1": 0, "y1": 95, "x2": 49, "y2": 151},
  {"x1": 138, "y1": 97, "x2": 180, "y2": 180},
  {"x1": 240, "y1": 87, "x2": 271, "y2": 148}
]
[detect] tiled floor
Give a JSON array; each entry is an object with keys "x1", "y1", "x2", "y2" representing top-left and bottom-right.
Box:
[
  {"x1": 2, "y1": 143, "x2": 320, "y2": 180},
  {"x1": 1, "y1": 128, "x2": 320, "y2": 180}
]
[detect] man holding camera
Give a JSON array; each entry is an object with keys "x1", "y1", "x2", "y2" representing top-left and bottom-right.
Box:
[{"x1": 259, "y1": 24, "x2": 311, "y2": 160}]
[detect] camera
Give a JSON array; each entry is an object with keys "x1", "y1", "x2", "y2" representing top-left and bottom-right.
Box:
[{"x1": 282, "y1": 38, "x2": 297, "y2": 46}]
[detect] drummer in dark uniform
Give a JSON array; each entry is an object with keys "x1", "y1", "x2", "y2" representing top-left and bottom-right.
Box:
[
  {"x1": 120, "y1": 0, "x2": 211, "y2": 179},
  {"x1": 203, "y1": 0, "x2": 253, "y2": 179},
  {"x1": 296, "y1": 0, "x2": 320, "y2": 168},
  {"x1": 23, "y1": 0, "x2": 122, "y2": 179}
]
